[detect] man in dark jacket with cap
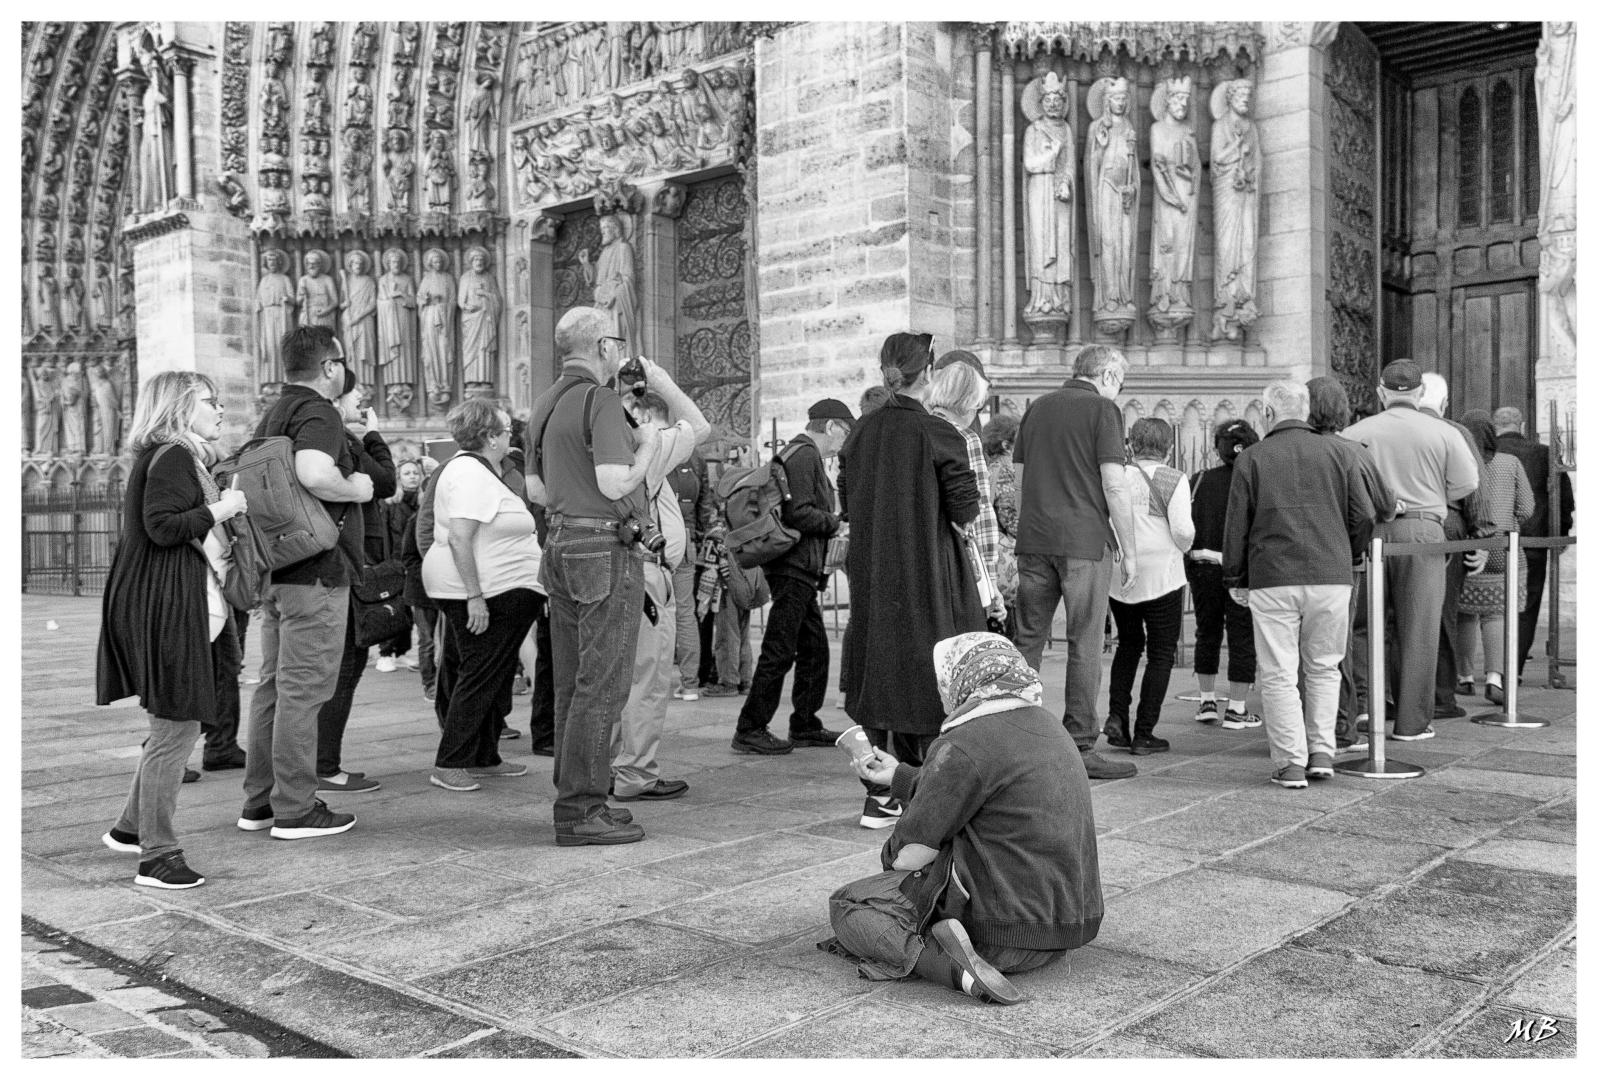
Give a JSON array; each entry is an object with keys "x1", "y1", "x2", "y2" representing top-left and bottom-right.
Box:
[{"x1": 732, "y1": 399, "x2": 854, "y2": 754}]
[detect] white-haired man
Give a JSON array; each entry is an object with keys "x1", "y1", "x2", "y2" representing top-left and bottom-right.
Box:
[{"x1": 1223, "y1": 380, "x2": 1378, "y2": 787}]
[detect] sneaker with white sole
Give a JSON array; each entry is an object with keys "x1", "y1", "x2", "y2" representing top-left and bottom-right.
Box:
[
  {"x1": 374, "y1": 655, "x2": 397, "y2": 673},
  {"x1": 1390, "y1": 726, "x2": 1436, "y2": 742},
  {"x1": 466, "y1": 762, "x2": 528, "y2": 777},
  {"x1": 269, "y1": 799, "x2": 355, "y2": 839},
  {"x1": 1220, "y1": 709, "x2": 1263, "y2": 730},
  {"x1": 102, "y1": 828, "x2": 140, "y2": 854},
  {"x1": 1194, "y1": 700, "x2": 1220, "y2": 724},
  {"x1": 430, "y1": 767, "x2": 481, "y2": 791},
  {"x1": 236, "y1": 803, "x2": 274, "y2": 831},
  {"x1": 1270, "y1": 764, "x2": 1309, "y2": 789},
  {"x1": 316, "y1": 772, "x2": 381, "y2": 795},
  {"x1": 672, "y1": 687, "x2": 700, "y2": 702},
  {"x1": 1306, "y1": 752, "x2": 1335, "y2": 780},
  {"x1": 134, "y1": 851, "x2": 204, "y2": 890},
  {"x1": 860, "y1": 795, "x2": 903, "y2": 829},
  {"x1": 402, "y1": 653, "x2": 421, "y2": 671}
]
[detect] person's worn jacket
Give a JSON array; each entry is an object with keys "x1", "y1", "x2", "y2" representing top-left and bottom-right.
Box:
[
  {"x1": 666, "y1": 450, "x2": 715, "y2": 543},
  {"x1": 768, "y1": 433, "x2": 840, "y2": 588}
]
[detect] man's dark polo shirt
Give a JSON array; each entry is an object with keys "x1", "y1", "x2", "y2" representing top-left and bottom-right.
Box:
[{"x1": 1012, "y1": 379, "x2": 1125, "y2": 559}]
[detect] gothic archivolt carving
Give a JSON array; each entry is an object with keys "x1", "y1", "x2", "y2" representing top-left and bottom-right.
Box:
[{"x1": 1000, "y1": 21, "x2": 1263, "y2": 64}]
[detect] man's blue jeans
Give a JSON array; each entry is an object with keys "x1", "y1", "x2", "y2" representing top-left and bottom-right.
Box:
[
  {"x1": 542, "y1": 524, "x2": 645, "y2": 827},
  {"x1": 1013, "y1": 550, "x2": 1112, "y2": 750}
]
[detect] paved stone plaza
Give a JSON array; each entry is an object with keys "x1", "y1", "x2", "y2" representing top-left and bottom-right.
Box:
[{"x1": 19, "y1": 593, "x2": 1576, "y2": 1058}]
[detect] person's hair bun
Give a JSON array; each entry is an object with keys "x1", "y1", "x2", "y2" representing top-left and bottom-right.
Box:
[{"x1": 881, "y1": 365, "x2": 905, "y2": 392}]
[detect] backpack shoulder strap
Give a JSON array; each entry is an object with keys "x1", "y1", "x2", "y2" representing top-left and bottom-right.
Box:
[{"x1": 532, "y1": 377, "x2": 587, "y2": 474}]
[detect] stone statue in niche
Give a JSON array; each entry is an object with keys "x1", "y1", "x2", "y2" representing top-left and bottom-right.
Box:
[
  {"x1": 465, "y1": 74, "x2": 497, "y2": 163},
  {"x1": 512, "y1": 48, "x2": 537, "y2": 119},
  {"x1": 1020, "y1": 71, "x2": 1076, "y2": 330},
  {"x1": 257, "y1": 171, "x2": 291, "y2": 224},
  {"x1": 35, "y1": 264, "x2": 60, "y2": 335},
  {"x1": 61, "y1": 265, "x2": 86, "y2": 335},
  {"x1": 256, "y1": 249, "x2": 297, "y2": 385},
  {"x1": 60, "y1": 361, "x2": 87, "y2": 456},
  {"x1": 345, "y1": 66, "x2": 374, "y2": 128},
  {"x1": 30, "y1": 361, "x2": 61, "y2": 457},
  {"x1": 580, "y1": 213, "x2": 639, "y2": 354},
  {"x1": 457, "y1": 247, "x2": 502, "y2": 387},
  {"x1": 417, "y1": 248, "x2": 457, "y2": 408},
  {"x1": 22, "y1": 366, "x2": 33, "y2": 454},
  {"x1": 383, "y1": 130, "x2": 415, "y2": 214},
  {"x1": 396, "y1": 23, "x2": 421, "y2": 66},
  {"x1": 297, "y1": 250, "x2": 339, "y2": 329},
  {"x1": 425, "y1": 131, "x2": 455, "y2": 213},
  {"x1": 1210, "y1": 78, "x2": 1262, "y2": 341},
  {"x1": 1148, "y1": 76, "x2": 1199, "y2": 342},
  {"x1": 301, "y1": 175, "x2": 332, "y2": 218},
  {"x1": 302, "y1": 68, "x2": 331, "y2": 136},
  {"x1": 1537, "y1": 22, "x2": 1576, "y2": 233},
  {"x1": 133, "y1": 37, "x2": 173, "y2": 215},
  {"x1": 351, "y1": 22, "x2": 379, "y2": 68},
  {"x1": 1086, "y1": 76, "x2": 1141, "y2": 337},
  {"x1": 93, "y1": 262, "x2": 115, "y2": 330},
  {"x1": 341, "y1": 128, "x2": 373, "y2": 214},
  {"x1": 261, "y1": 75, "x2": 288, "y2": 132},
  {"x1": 309, "y1": 23, "x2": 335, "y2": 68},
  {"x1": 340, "y1": 251, "x2": 379, "y2": 384},
  {"x1": 91, "y1": 360, "x2": 123, "y2": 456},
  {"x1": 378, "y1": 248, "x2": 419, "y2": 410},
  {"x1": 464, "y1": 159, "x2": 496, "y2": 213},
  {"x1": 387, "y1": 67, "x2": 415, "y2": 130}
]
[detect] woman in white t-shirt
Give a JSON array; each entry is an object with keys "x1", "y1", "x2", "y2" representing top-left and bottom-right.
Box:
[
  {"x1": 1105, "y1": 418, "x2": 1194, "y2": 756},
  {"x1": 423, "y1": 400, "x2": 543, "y2": 792}
]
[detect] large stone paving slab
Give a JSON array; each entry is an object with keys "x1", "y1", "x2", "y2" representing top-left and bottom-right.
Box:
[
  {"x1": 1411, "y1": 859, "x2": 1576, "y2": 910},
  {"x1": 322, "y1": 860, "x2": 533, "y2": 918},
  {"x1": 1464, "y1": 748, "x2": 1577, "y2": 778},
  {"x1": 650, "y1": 850, "x2": 881, "y2": 946},
  {"x1": 1212, "y1": 828, "x2": 1447, "y2": 896},
  {"x1": 728, "y1": 999, "x2": 1058, "y2": 1057},
  {"x1": 1454, "y1": 837, "x2": 1579, "y2": 878},
  {"x1": 1498, "y1": 798, "x2": 1576, "y2": 846},
  {"x1": 1092, "y1": 838, "x2": 1203, "y2": 892},
  {"x1": 1431, "y1": 1006, "x2": 1577, "y2": 1057},
  {"x1": 1309, "y1": 785, "x2": 1543, "y2": 847},
  {"x1": 1109, "y1": 792, "x2": 1323, "y2": 855},
  {"x1": 632, "y1": 829, "x2": 864, "y2": 888},
  {"x1": 1495, "y1": 942, "x2": 1577, "y2": 1018}
]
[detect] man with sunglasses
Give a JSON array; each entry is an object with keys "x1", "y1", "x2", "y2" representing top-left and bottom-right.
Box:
[{"x1": 240, "y1": 326, "x2": 373, "y2": 840}]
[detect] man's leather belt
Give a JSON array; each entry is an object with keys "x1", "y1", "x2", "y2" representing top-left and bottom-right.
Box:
[
  {"x1": 549, "y1": 513, "x2": 620, "y2": 531},
  {"x1": 1395, "y1": 510, "x2": 1444, "y2": 525}
]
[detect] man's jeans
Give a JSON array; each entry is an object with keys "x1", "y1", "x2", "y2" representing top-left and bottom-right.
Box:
[
  {"x1": 244, "y1": 582, "x2": 349, "y2": 820},
  {"x1": 713, "y1": 602, "x2": 752, "y2": 689},
  {"x1": 542, "y1": 524, "x2": 644, "y2": 827},
  {"x1": 113, "y1": 714, "x2": 202, "y2": 860},
  {"x1": 315, "y1": 602, "x2": 369, "y2": 777},
  {"x1": 435, "y1": 589, "x2": 541, "y2": 769},
  {"x1": 413, "y1": 604, "x2": 439, "y2": 695},
  {"x1": 204, "y1": 612, "x2": 244, "y2": 764},
  {"x1": 1249, "y1": 584, "x2": 1350, "y2": 769},
  {"x1": 1014, "y1": 551, "x2": 1112, "y2": 750},
  {"x1": 1377, "y1": 518, "x2": 1447, "y2": 736},
  {"x1": 735, "y1": 574, "x2": 829, "y2": 736},
  {"x1": 1517, "y1": 549, "x2": 1550, "y2": 676},
  {"x1": 1434, "y1": 509, "x2": 1467, "y2": 710},
  {"x1": 1337, "y1": 568, "x2": 1368, "y2": 742},
  {"x1": 613, "y1": 562, "x2": 675, "y2": 796},
  {"x1": 671, "y1": 561, "x2": 700, "y2": 689}
]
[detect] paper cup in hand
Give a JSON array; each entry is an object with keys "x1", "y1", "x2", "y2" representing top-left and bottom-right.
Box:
[{"x1": 836, "y1": 725, "x2": 874, "y2": 765}]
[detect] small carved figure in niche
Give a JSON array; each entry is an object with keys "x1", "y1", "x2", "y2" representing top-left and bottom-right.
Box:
[
  {"x1": 60, "y1": 361, "x2": 87, "y2": 456},
  {"x1": 309, "y1": 23, "x2": 335, "y2": 68},
  {"x1": 258, "y1": 170, "x2": 291, "y2": 222},
  {"x1": 387, "y1": 67, "x2": 415, "y2": 129},
  {"x1": 351, "y1": 22, "x2": 379, "y2": 67},
  {"x1": 425, "y1": 131, "x2": 455, "y2": 212},
  {"x1": 61, "y1": 264, "x2": 86, "y2": 335},
  {"x1": 417, "y1": 248, "x2": 456, "y2": 407},
  {"x1": 1149, "y1": 76, "x2": 1199, "y2": 339},
  {"x1": 261, "y1": 75, "x2": 288, "y2": 131},
  {"x1": 345, "y1": 66, "x2": 374, "y2": 127},
  {"x1": 303, "y1": 68, "x2": 331, "y2": 136},
  {"x1": 134, "y1": 38, "x2": 173, "y2": 215},
  {"x1": 465, "y1": 74, "x2": 496, "y2": 163},
  {"x1": 1210, "y1": 78, "x2": 1262, "y2": 341},
  {"x1": 218, "y1": 172, "x2": 250, "y2": 217},
  {"x1": 514, "y1": 255, "x2": 530, "y2": 307},
  {"x1": 303, "y1": 133, "x2": 331, "y2": 178},
  {"x1": 301, "y1": 175, "x2": 331, "y2": 217},
  {"x1": 633, "y1": 22, "x2": 663, "y2": 82},
  {"x1": 377, "y1": 248, "x2": 419, "y2": 396},
  {"x1": 37, "y1": 192, "x2": 59, "y2": 220},
  {"x1": 429, "y1": 69, "x2": 458, "y2": 99},
  {"x1": 30, "y1": 361, "x2": 62, "y2": 457},
  {"x1": 297, "y1": 250, "x2": 339, "y2": 328},
  {"x1": 35, "y1": 263, "x2": 60, "y2": 334},
  {"x1": 512, "y1": 48, "x2": 537, "y2": 119},
  {"x1": 21, "y1": 366, "x2": 32, "y2": 454},
  {"x1": 266, "y1": 23, "x2": 293, "y2": 70},
  {"x1": 457, "y1": 247, "x2": 502, "y2": 386},
  {"x1": 653, "y1": 182, "x2": 686, "y2": 219},
  {"x1": 384, "y1": 130, "x2": 415, "y2": 214},
  {"x1": 260, "y1": 134, "x2": 289, "y2": 173},
  {"x1": 464, "y1": 158, "x2": 496, "y2": 212},
  {"x1": 1021, "y1": 71, "x2": 1076, "y2": 326},
  {"x1": 65, "y1": 224, "x2": 85, "y2": 266},
  {"x1": 512, "y1": 133, "x2": 541, "y2": 204},
  {"x1": 342, "y1": 128, "x2": 373, "y2": 214},
  {"x1": 1086, "y1": 76, "x2": 1141, "y2": 335},
  {"x1": 476, "y1": 31, "x2": 505, "y2": 72},
  {"x1": 92, "y1": 262, "x2": 115, "y2": 330},
  {"x1": 434, "y1": 27, "x2": 461, "y2": 71},
  {"x1": 91, "y1": 360, "x2": 123, "y2": 456},
  {"x1": 396, "y1": 23, "x2": 420, "y2": 66},
  {"x1": 341, "y1": 250, "x2": 379, "y2": 384},
  {"x1": 579, "y1": 214, "x2": 639, "y2": 354},
  {"x1": 605, "y1": 22, "x2": 628, "y2": 91},
  {"x1": 257, "y1": 249, "x2": 297, "y2": 384},
  {"x1": 693, "y1": 99, "x2": 725, "y2": 160}
]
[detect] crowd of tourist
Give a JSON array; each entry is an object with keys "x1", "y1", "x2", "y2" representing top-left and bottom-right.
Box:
[{"x1": 93, "y1": 320, "x2": 1570, "y2": 1003}]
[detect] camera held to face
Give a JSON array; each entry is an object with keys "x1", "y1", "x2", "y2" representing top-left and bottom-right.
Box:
[
  {"x1": 618, "y1": 356, "x2": 647, "y2": 389},
  {"x1": 621, "y1": 515, "x2": 667, "y2": 555}
]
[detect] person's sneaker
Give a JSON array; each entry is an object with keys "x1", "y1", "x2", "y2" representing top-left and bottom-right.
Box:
[
  {"x1": 402, "y1": 653, "x2": 422, "y2": 671},
  {"x1": 1129, "y1": 734, "x2": 1170, "y2": 756},
  {"x1": 1433, "y1": 704, "x2": 1467, "y2": 719},
  {"x1": 102, "y1": 828, "x2": 140, "y2": 854},
  {"x1": 1103, "y1": 714, "x2": 1131, "y2": 749},
  {"x1": 556, "y1": 811, "x2": 646, "y2": 847},
  {"x1": 316, "y1": 772, "x2": 381, "y2": 795},
  {"x1": 512, "y1": 675, "x2": 530, "y2": 696},
  {"x1": 430, "y1": 768, "x2": 481, "y2": 791},
  {"x1": 530, "y1": 741, "x2": 555, "y2": 757},
  {"x1": 1306, "y1": 752, "x2": 1335, "y2": 780},
  {"x1": 914, "y1": 918, "x2": 1023, "y2": 1005},
  {"x1": 236, "y1": 803, "x2": 274, "y2": 832},
  {"x1": 202, "y1": 747, "x2": 247, "y2": 771},
  {"x1": 731, "y1": 728, "x2": 794, "y2": 755},
  {"x1": 1194, "y1": 700, "x2": 1221, "y2": 724},
  {"x1": 423, "y1": 688, "x2": 436, "y2": 702},
  {"x1": 467, "y1": 761, "x2": 529, "y2": 778},
  {"x1": 133, "y1": 851, "x2": 205, "y2": 890},
  {"x1": 1220, "y1": 708, "x2": 1263, "y2": 730},
  {"x1": 614, "y1": 778, "x2": 689, "y2": 801},
  {"x1": 1457, "y1": 677, "x2": 1476, "y2": 697},
  {"x1": 1079, "y1": 750, "x2": 1137, "y2": 779},
  {"x1": 860, "y1": 795, "x2": 903, "y2": 829},
  {"x1": 701, "y1": 683, "x2": 740, "y2": 698},
  {"x1": 738, "y1": 682, "x2": 751, "y2": 694},
  {"x1": 672, "y1": 686, "x2": 700, "y2": 702},
  {"x1": 182, "y1": 768, "x2": 200, "y2": 784},
  {"x1": 499, "y1": 727, "x2": 522, "y2": 740},
  {"x1": 1391, "y1": 726, "x2": 1436, "y2": 742},
  {"x1": 270, "y1": 800, "x2": 355, "y2": 839},
  {"x1": 239, "y1": 673, "x2": 261, "y2": 685},
  {"x1": 1336, "y1": 735, "x2": 1370, "y2": 754},
  {"x1": 1271, "y1": 764, "x2": 1309, "y2": 789},
  {"x1": 788, "y1": 726, "x2": 844, "y2": 748},
  {"x1": 375, "y1": 655, "x2": 398, "y2": 673}
]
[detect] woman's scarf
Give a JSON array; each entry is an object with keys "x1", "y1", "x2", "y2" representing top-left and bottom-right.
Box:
[{"x1": 933, "y1": 632, "x2": 1044, "y2": 733}]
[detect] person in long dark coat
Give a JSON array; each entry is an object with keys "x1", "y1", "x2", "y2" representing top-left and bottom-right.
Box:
[
  {"x1": 97, "y1": 370, "x2": 250, "y2": 890},
  {"x1": 839, "y1": 332, "x2": 984, "y2": 830}
]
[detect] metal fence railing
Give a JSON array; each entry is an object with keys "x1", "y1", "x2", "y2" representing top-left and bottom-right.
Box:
[{"x1": 21, "y1": 482, "x2": 125, "y2": 597}]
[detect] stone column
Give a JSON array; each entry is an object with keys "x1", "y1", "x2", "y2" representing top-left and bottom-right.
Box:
[
  {"x1": 1000, "y1": 55, "x2": 1019, "y2": 344},
  {"x1": 169, "y1": 53, "x2": 194, "y2": 201},
  {"x1": 974, "y1": 29, "x2": 994, "y2": 343},
  {"x1": 526, "y1": 214, "x2": 559, "y2": 404}
]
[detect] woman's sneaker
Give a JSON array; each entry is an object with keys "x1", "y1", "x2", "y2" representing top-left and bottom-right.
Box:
[
  {"x1": 1220, "y1": 708, "x2": 1263, "y2": 729},
  {"x1": 430, "y1": 767, "x2": 481, "y2": 791},
  {"x1": 860, "y1": 795, "x2": 903, "y2": 829},
  {"x1": 1270, "y1": 764, "x2": 1309, "y2": 789},
  {"x1": 133, "y1": 851, "x2": 205, "y2": 890},
  {"x1": 1194, "y1": 700, "x2": 1221, "y2": 724},
  {"x1": 270, "y1": 799, "x2": 356, "y2": 839},
  {"x1": 101, "y1": 828, "x2": 140, "y2": 854},
  {"x1": 236, "y1": 803, "x2": 274, "y2": 831}
]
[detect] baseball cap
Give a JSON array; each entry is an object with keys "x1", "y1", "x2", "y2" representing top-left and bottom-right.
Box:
[
  {"x1": 808, "y1": 398, "x2": 856, "y2": 422},
  {"x1": 1380, "y1": 359, "x2": 1423, "y2": 392}
]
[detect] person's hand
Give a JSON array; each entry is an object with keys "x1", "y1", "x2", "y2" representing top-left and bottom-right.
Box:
[
  {"x1": 1229, "y1": 587, "x2": 1249, "y2": 607},
  {"x1": 986, "y1": 594, "x2": 1007, "y2": 622},
  {"x1": 466, "y1": 595, "x2": 490, "y2": 634},
  {"x1": 345, "y1": 413, "x2": 368, "y2": 438},
  {"x1": 634, "y1": 418, "x2": 661, "y2": 457},
  {"x1": 211, "y1": 487, "x2": 248, "y2": 521},
  {"x1": 636, "y1": 354, "x2": 674, "y2": 389},
  {"x1": 363, "y1": 407, "x2": 380, "y2": 434},
  {"x1": 853, "y1": 750, "x2": 898, "y2": 786},
  {"x1": 1119, "y1": 551, "x2": 1139, "y2": 589},
  {"x1": 1464, "y1": 549, "x2": 1487, "y2": 575},
  {"x1": 349, "y1": 472, "x2": 375, "y2": 502}
]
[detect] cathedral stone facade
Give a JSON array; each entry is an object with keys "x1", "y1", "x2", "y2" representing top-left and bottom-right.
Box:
[{"x1": 20, "y1": 21, "x2": 1577, "y2": 486}]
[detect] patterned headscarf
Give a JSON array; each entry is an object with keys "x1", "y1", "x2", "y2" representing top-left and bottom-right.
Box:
[{"x1": 933, "y1": 632, "x2": 1044, "y2": 732}]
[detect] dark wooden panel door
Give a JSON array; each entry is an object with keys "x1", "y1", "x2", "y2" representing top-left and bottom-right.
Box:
[{"x1": 1448, "y1": 280, "x2": 1534, "y2": 419}]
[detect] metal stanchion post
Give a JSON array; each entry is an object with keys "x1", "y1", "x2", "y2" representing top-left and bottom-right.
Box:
[
  {"x1": 1337, "y1": 536, "x2": 1425, "y2": 779},
  {"x1": 1473, "y1": 530, "x2": 1549, "y2": 728}
]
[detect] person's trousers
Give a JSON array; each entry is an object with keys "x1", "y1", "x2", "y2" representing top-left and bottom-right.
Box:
[
  {"x1": 713, "y1": 601, "x2": 753, "y2": 689},
  {"x1": 1336, "y1": 568, "x2": 1368, "y2": 742},
  {"x1": 612, "y1": 562, "x2": 676, "y2": 796},
  {"x1": 243, "y1": 582, "x2": 349, "y2": 820},
  {"x1": 379, "y1": 626, "x2": 412, "y2": 658},
  {"x1": 113, "y1": 713, "x2": 202, "y2": 860},
  {"x1": 315, "y1": 602, "x2": 371, "y2": 777},
  {"x1": 1014, "y1": 550, "x2": 1112, "y2": 750},
  {"x1": 671, "y1": 561, "x2": 700, "y2": 689},
  {"x1": 1249, "y1": 584, "x2": 1350, "y2": 770},
  {"x1": 204, "y1": 613, "x2": 244, "y2": 764},
  {"x1": 860, "y1": 727, "x2": 938, "y2": 799},
  {"x1": 1457, "y1": 611, "x2": 1507, "y2": 680},
  {"x1": 412, "y1": 604, "x2": 439, "y2": 694},
  {"x1": 1377, "y1": 519, "x2": 1448, "y2": 736},
  {"x1": 544, "y1": 525, "x2": 645, "y2": 827},
  {"x1": 735, "y1": 574, "x2": 829, "y2": 735},
  {"x1": 1517, "y1": 548, "x2": 1550, "y2": 676},
  {"x1": 434, "y1": 589, "x2": 541, "y2": 770},
  {"x1": 1108, "y1": 588, "x2": 1184, "y2": 735},
  {"x1": 1434, "y1": 511, "x2": 1467, "y2": 710},
  {"x1": 828, "y1": 870, "x2": 1066, "y2": 981},
  {"x1": 1188, "y1": 563, "x2": 1256, "y2": 683},
  {"x1": 526, "y1": 605, "x2": 555, "y2": 750}
]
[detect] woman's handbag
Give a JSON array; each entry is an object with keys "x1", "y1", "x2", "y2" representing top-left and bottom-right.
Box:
[
  {"x1": 955, "y1": 525, "x2": 996, "y2": 609},
  {"x1": 351, "y1": 502, "x2": 411, "y2": 648}
]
